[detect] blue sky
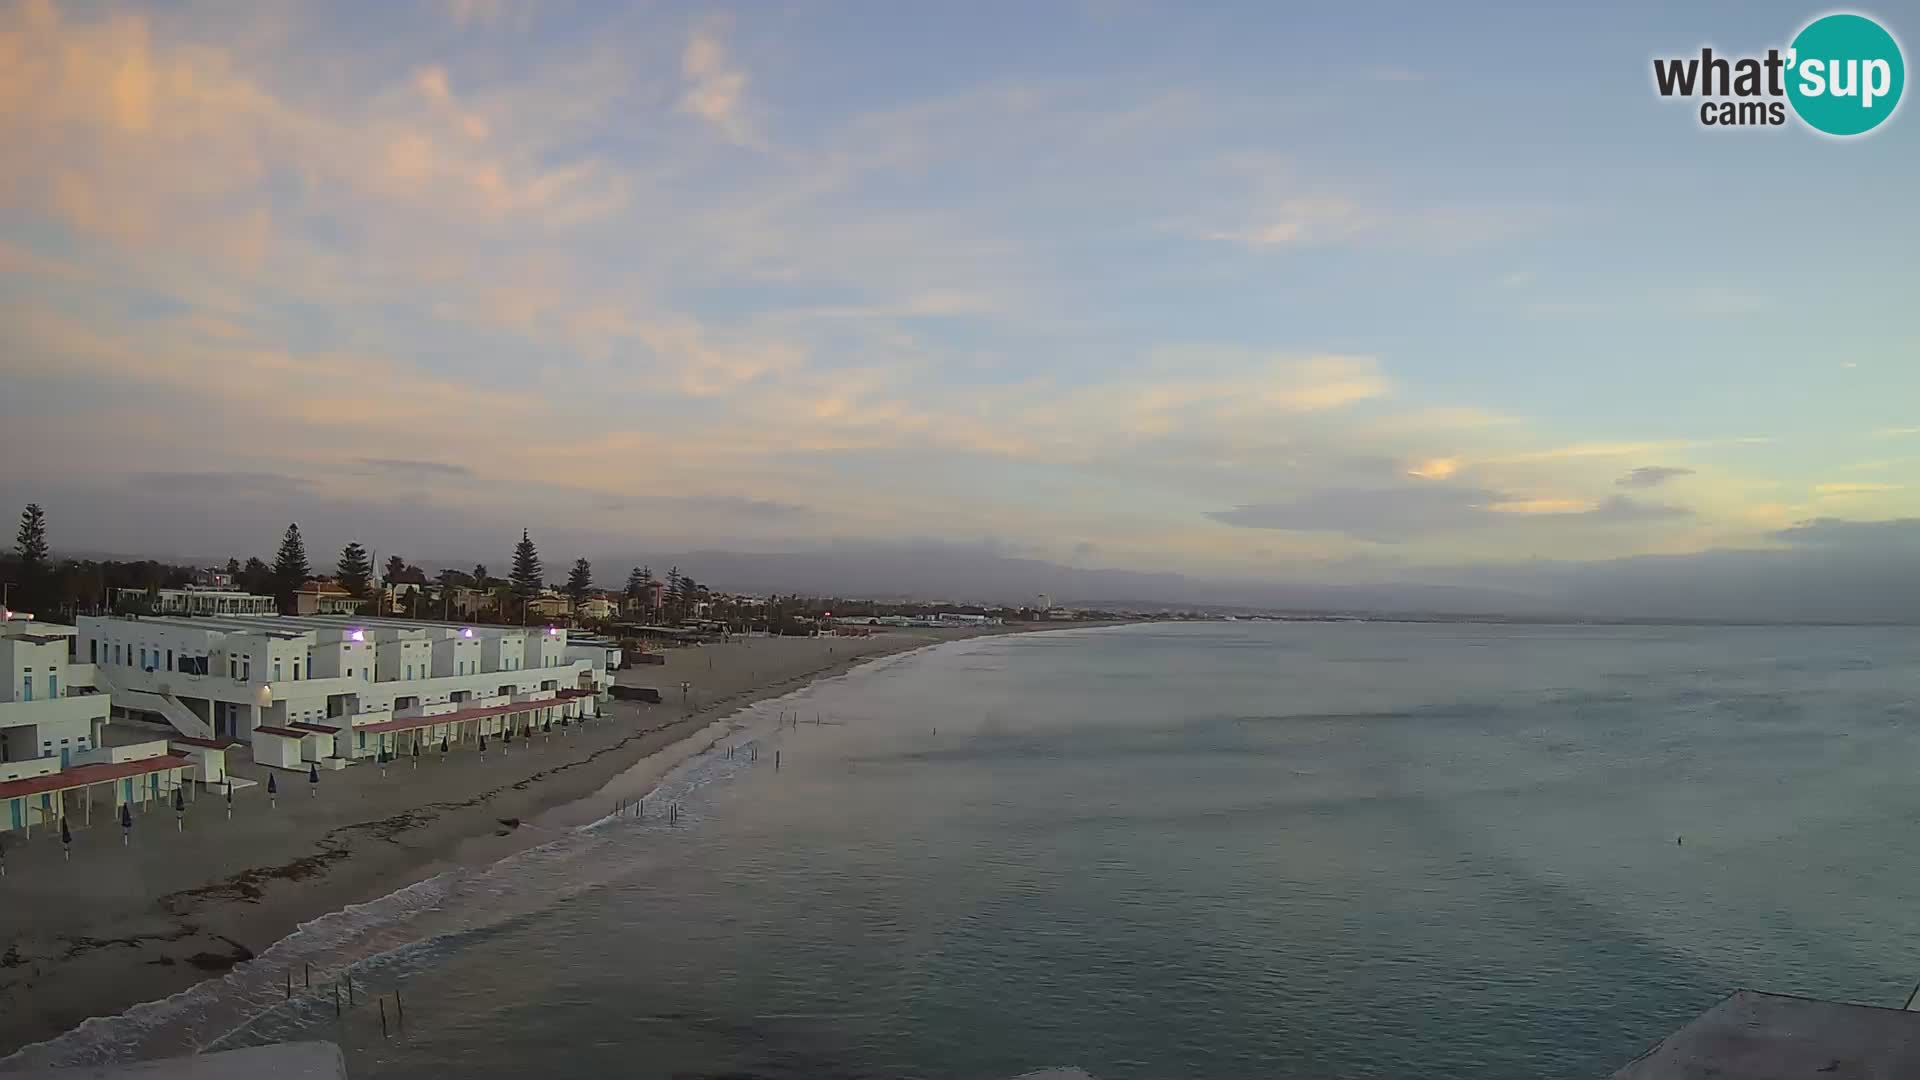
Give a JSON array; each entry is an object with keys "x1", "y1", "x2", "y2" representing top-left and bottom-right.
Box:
[{"x1": 0, "y1": 0, "x2": 1914, "y2": 581}]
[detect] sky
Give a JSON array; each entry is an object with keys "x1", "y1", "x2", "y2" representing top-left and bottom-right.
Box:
[{"x1": 0, "y1": 0, "x2": 1916, "y2": 604}]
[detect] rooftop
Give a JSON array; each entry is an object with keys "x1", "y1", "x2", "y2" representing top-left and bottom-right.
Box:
[{"x1": 0, "y1": 751, "x2": 190, "y2": 801}]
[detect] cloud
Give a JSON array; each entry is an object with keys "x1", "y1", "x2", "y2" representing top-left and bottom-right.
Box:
[
  {"x1": 1770, "y1": 517, "x2": 1920, "y2": 548},
  {"x1": 1874, "y1": 426, "x2": 1920, "y2": 438},
  {"x1": 359, "y1": 458, "x2": 474, "y2": 479},
  {"x1": 1583, "y1": 494, "x2": 1692, "y2": 521},
  {"x1": 592, "y1": 494, "x2": 807, "y2": 519},
  {"x1": 1616, "y1": 465, "x2": 1695, "y2": 488},
  {"x1": 1207, "y1": 484, "x2": 1503, "y2": 542},
  {"x1": 1814, "y1": 482, "x2": 1903, "y2": 495},
  {"x1": 1208, "y1": 485, "x2": 1691, "y2": 541},
  {"x1": 1407, "y1": 457, "x2": 1461, "y2": 480},
  {"x1": 678, "y1": 22, "x2": 757, "y2": 146},
  {"x1": 133, "y1": 471, "x2": 315, "y2": 495}
]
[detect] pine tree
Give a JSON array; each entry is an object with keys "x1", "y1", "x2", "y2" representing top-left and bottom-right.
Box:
[
  {"x1": 224, "y1": 557, "x2": 241, "y2": 577},
  {"x1": 241, "y1": 556, "x2": 272, "y2": 595},
  {"x1": 384, "y1": 554, "x2": 408, "y2": 583},
  {"x1": 272, "y1": 523, "x2": 310, "y2": 610},
  {"x1": 337, "y1": 542, "x2": 373, "y2": 597},
  {"x1": 15, "y1": 503, "x2": 49, "y2": 570},
  {"x1": 625, "y1": 566, "x2": 646, "y2": 596},
  {"x1": 472, "y1": 563, "x2": 489, "y2": 587},
  {"x1": 565, "y1": 558, "x2": 594, "y2": 605},
  {"x1": 509, "y1": 530, "x2": 543, "y2": 597}
]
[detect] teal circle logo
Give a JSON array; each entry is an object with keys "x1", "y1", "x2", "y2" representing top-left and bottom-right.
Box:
[{"x1": 1786, "y1": 13, "x2": 1905, "y2": 136}]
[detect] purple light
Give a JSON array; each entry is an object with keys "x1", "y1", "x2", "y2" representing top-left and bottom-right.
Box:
[
  {"x1": 462, "y1": 627, "x2": 474, "y2": 638},
  {"x1": 348, "y1": 629, "x2": 365, "y2": 642},
  {"x1": 547, "y1": 627, "x2": 558, "y2": 636}
]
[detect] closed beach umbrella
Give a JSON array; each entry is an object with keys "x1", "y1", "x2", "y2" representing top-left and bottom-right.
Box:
[
  {"x1": 411, "y1": 741, "x2": 420, "y2": 769},
  {"x1": 61, "y1": 816, "x2": 72, "y2": 860},
  {"x1": 268, "y1": 772, "x2": 278, "y2": 807},
  {"x1": 479, "y1": 734, "x2": 487, "y2": 754},
  {"x1": 309, "y1": 762, "x2": 320, "y2": 797},
  {"x1": 440, "y1": 735, "x2": 450, "y2": 755},
  {"x1": 120, "y1": 801, "x2": 132, "y2": 845},
  {"x1": 174, "y1": 786, "x2": 185, "y2": 831}
]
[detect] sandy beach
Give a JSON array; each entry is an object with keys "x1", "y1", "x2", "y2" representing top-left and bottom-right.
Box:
[{"x1": 0, "y1": 625, "x2": 1083, "y2": 1058}]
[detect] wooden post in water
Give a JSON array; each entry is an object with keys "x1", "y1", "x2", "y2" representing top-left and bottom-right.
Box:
[
  {"x1": 396, "y1": 989, "x2": 405, "y2": 1029},
  {"x1": 305, "y1": 962, "x2": 311, "y2": 988},
  {"x1": 285, "y1": 969, "x2": 291, "y2": 999},
  {"x1": 775, "y1": 750, "x2": 781, "y2": 771},
  {"x1": 380, "y1": 997, "x2": 388, "y2": 1038}
]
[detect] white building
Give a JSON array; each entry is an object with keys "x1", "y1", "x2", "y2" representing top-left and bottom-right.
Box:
[
  {"x1": 74, "y1": 613, "x2": 612, "y2": 769},
  {"x1": 1, "y1": 616, "x2": 110, "y2": 769},
  {"x1": 2, "y1": 615, "x2": 197, "y2": 835},
  {"x1": 112, "y1": 586, "x2": 278, "y2": 617}
]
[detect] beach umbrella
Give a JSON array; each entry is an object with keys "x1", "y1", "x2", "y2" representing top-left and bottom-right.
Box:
[
  {"x1": 174, "y1": 785, "x2": 186, "y2": 831},
  {"x1": 379, "y1": 748, "x2": 389, "y2": 777},
  {"x1": 440, "y1": 735, "x2": 450, "y2": 756},
  {"x1": 120, "y1": 801, "x2": 132, "y2": 845},
  {"x1": 225, "y1": 779, "x2": 233, "y2": 820},
  {"x1": 411, "y1": 740, "x2": 420, "y2": 770},
  {"x1": 268, "y1": 772, "x2": 278, "y2": 807},
  {"x1": 479, "y1": 734, "x2": 487, "y2": 756},
  {"x1": 61, "y1": 817, "x2": 72, "y2": 861},
  {"x1": 1, "y1": 835, "x2": 7, "y2": 877},
  {"x1": 309, "y1": 762, "x2": 320, "y2": 797}
]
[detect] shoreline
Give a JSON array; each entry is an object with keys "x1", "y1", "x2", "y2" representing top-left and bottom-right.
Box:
[{"x1": 0, "y1": 622, "x2": 1119, "y2": 1062}]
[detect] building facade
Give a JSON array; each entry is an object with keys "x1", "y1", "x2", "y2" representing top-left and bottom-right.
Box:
[
  {"x1": 74, "y1": 614, "x2": 611, "y2": 767},
  {"x1": 112, "y1": 587, "x2": 278, "y2": 617}
]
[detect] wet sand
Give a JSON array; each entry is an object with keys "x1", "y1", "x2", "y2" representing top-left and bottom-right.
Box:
[{"x1": 0, "y1": 626, "x2": 1088, "y2": 1058}]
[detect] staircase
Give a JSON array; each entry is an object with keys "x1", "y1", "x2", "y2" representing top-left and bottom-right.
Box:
[{"x1": 92, "y1": 670, "x2": 216, "y2": 740}]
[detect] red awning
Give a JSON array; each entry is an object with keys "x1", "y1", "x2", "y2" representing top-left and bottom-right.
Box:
[
  {"x1": 291, "y1": 722, "x2": 339, "y2": 733},
  {"x1": 0, "y1": 752, "x2": 190, "y2": 801}
]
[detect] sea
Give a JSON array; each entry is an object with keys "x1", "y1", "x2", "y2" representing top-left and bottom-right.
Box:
[{"x1": 9, "y1": 620, "x2": 1920, "y2": 1079}]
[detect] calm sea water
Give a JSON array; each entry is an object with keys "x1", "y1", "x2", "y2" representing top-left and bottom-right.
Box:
[{"x1": 20, "y1": 622, "x2": 1920, "y2": 1078}]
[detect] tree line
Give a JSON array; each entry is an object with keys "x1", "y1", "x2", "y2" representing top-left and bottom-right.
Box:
[{"x1": 3, "y1": 504, "x2": 712, "y2": 627}]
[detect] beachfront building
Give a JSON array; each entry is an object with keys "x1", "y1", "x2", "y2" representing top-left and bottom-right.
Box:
[
  {"x1": 73, "y1": 613, "x2": 612, "y2": 769},
  {"x1": 1, "y1": 616, "x2": 110, "y2": 769},
  {"x1": 2, "y1": 614, "x2": 199, "y2": 835},
  {"x1": 111, "y1": 586, "x2": 278, "y2": 617}
]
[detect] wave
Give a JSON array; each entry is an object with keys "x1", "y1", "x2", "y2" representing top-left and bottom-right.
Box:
[{"x1": 0, "y1": 683, "x2": 833, "y2": 1072}]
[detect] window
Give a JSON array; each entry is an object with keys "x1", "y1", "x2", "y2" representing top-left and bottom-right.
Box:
[
  {"x1": 274, "y1": 661, "x2": 283, "y2": 682},
  {"x1": 21, "y1": 676, "x2": 31, "y2": 702},
  {"x1": 167, "y1": 649, "x2": 173, "y2": 669},
  {"x1": 49, "y1": 673, "x2": 58, "y2": 698},
  {"x1": 90, "y1": 640, "x2": 98, "y2": 663},
  {"x1": 293, "y1": 660, "x2": 301, "y2": 681},
  {"x1": 114, "y1": 644, "x2": 121, "y2": 665}
]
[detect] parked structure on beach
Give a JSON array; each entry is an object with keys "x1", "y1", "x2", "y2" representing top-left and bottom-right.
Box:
[{"x1": 71, "y1": 614, "x2": 612, "y2": 769}]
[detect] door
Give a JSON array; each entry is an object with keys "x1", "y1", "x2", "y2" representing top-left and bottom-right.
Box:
[
  {"x1": 122, "y1": 778, "x2": 133, "y2": 804},
  {"x1": 60, "y1": 746, "x2": 71, "y2": 768},
  {"x1": 8, "y1": 799, "x2": 19, "y2": 830}
]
